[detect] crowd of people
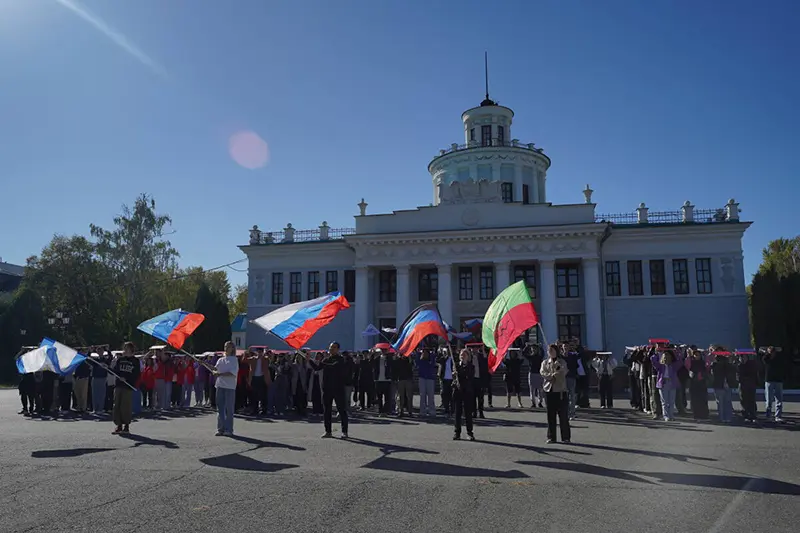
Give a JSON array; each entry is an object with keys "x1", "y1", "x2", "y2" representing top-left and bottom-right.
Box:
[{"x1": 15, "y1": 338, "x2": 791, "y2": 442}]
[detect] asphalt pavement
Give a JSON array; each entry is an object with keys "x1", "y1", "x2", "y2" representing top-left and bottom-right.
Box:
[{"x1": 1, "y1": 390, "x2": 798, "y2": 533}]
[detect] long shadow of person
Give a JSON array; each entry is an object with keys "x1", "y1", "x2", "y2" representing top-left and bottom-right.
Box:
[
  {"x1": 344, "y1": 437, "x2": 439, "y2": 456},
  {"x1": 31, "y1": 448, "x2": 116, "y2": 458},
  {"x1": 118, "y1": 433, "x2": 180, "y2": 449},
  {"x1": 198, "y1": 435, "x2": 305, "y2": 473}
]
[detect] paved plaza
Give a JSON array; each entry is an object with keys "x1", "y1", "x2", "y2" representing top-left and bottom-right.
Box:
[{"x1": 0, "y1": 390, "x2": 798, "y2": 533}]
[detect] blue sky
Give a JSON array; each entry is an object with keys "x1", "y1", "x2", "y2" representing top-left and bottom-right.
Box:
[{"x1": 1, "y1": 0, "x2": 798, "y2": 289}]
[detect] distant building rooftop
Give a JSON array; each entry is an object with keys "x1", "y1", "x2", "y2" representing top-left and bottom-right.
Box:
[
  {"x1": 231, "y1": 313, "x2": 247, "y2": 333},
  {"x1": 0, "y1": 260, "x2": 24, "y2": 294}
]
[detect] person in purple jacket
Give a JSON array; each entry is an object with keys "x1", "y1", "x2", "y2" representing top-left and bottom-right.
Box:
[{"x1": 651, "y1": 349, "x2": 683, "y2": 421}]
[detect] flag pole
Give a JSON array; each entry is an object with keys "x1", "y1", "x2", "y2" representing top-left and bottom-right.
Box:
[
  {"x1": 174, "y1": 347, "x2": 217, "y2": 373},
  {"x1": 537, "y1": 323, "x2": 549, "y2": 350},
  {"x1": 85, "y1": 357, "x2": 137, "y2": 392}
]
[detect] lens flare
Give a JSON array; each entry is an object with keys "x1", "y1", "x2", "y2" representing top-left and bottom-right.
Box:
[{"x1": 228, "y1": 130, "x2": 270, "y2": 169}]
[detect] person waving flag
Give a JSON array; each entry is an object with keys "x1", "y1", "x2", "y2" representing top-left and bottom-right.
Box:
[
  {"x1": 392, "y1": 303, "x2": 448, "y2": 356},
  {"x1": 482, "y1": 280, "x2": 540, "y2": 373}
]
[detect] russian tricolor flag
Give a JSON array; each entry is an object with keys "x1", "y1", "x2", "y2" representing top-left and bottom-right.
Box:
[
  {"x1": 137, "y1": 309, "x2": 206, "y2": 350},
  {"x1": 392, "y1": 303, "x2": 448, "y2": 356},
  {"x1": 253, "y1": 291, "x2": 350, "y2": 349}
]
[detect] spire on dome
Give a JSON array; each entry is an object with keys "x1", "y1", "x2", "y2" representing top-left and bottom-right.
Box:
[{"x1": 480, "y1": 51, "x2": 497, "y2": 107}]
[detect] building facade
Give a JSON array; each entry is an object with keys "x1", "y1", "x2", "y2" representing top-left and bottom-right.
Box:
[
  {"x1": 231, "y1": 313, "x2": 247, "y2": 349},
  {"x1": 240, "y1": 97, "x2": 751, "y2": 357},
  {"x1": 0, "y1": 260, "x2": 24, "y2": 300}
]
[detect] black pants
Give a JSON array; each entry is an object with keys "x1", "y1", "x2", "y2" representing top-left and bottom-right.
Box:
[
  {"x1": 740, "y1": 385, "x2": 757, "y2": 420},
  {"x1": 676, "y1": 384, "x2": 687, "y2": 413},
  {"x1": 105, "y1": 385, "x2": 114, "y2": 412},
  {"x1": 629, "y1": 374, "x2": 640, "y2": 408},
  {"x1": 294, "y1": 388, "x2": 307, "y2": 417},
  {"x1": 453, "y1": 388, "x2": 474, "y2": 436},
  {"x1": 358, "y1": 381, "x2": 373, "y2": 409},
  {"x1": 375, "y1": 381, "x2": 391, "y2": 413},
  {"x1": 38, "y1": 385, "x2": 53, "y2": 414},
  {"x1": 59, "y1": 383, "x2": 73, "y2": 411},
  {"x1": 440, "y1": 379, "x2": 453, "y2": 414},
  {"x1": 546, "y1": 391, "x2": 571, "y2": 442},
  {"x1": 473, "y1": 382, "x2": 485, "y2": 416},
  {"x1": 576, "y1": 376, "x2": 590, "y2": 408},
  {"x1": 640, "y1": 377, "x2": 650, "y2": 412},
  {"x1": 323, "y1": 389, "x2": 348, "y2": 434},
  {"x1": 598, "y1": 375, "x2": 613, "y2": 407},
  {"x1": 689, "y1": 381, "x2": 709, "y2": 419},
  {"x1": 250, "y1": 376, "x2": 268, "y2": 414},
  {"x1": 20, "y1": 391, "x2": 34, "y2": 411},
  {"x1": 171, "y1": 383, "x2": 182, "y2": 406},
  {"x1": 142, "y1": 388, "x2": 153, "y2": 408}
]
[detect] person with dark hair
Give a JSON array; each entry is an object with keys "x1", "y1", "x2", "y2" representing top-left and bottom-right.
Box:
[
  {"x1": 18, "y1": 369, "x2": 35, "y2": 415},
  {"x1": 311, "y1": 342, "x2": 349, "y2": 439},
  {"x1": 686, "y1": 348, "x2": 709, "y2": 420},
  {"x1": 541, "y1": 344, "x2": 570, "y2": 444},
  {"x1": 112, "y1": 342, "x2": 141, "y2": 434},
  {"x1": 504, "y1": 349, "x2": 524, "y2": 408},
  {"x1": 437, "y1": 348, "x2": 454, "y2": 417},
  {"x1": 214, "y1": 341, "x2": 239, "y2": 436},
  {"x1": 762, "y1": 347, "x2": 785, "y2": 423},
  {"x1": 737, "y1": 352, "x2": 759, "y2": 422},
  {"x1": 524, "y1": 344, "x2": 545, "y2": 409},
  {"x1": 452, "y1": 349, "x2": 475, "y2": 441},
  {"x1": 710, "y1": 351, "x2": 735, "y2": 424}
]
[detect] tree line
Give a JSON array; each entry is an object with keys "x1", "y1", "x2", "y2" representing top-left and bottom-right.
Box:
[{"x1": 0, "y1": 194, "x2": 248, "y2": 383}]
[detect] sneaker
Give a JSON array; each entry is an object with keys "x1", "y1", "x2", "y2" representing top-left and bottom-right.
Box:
[
  {"x1": 546, "y1": 439, "x2": 554, "y2": 444},
  {"x1": 341, "y1": 433, "x2": 349, "y2": 439},
  {"x1": 563, "y1": 440, "x2": 571, "y2": 444},
  {"x1": 468, "y1": 433, "x2": 475, "y2": 441},
  {"x1": 321, "y1": 432, "x2": 333, "y2": 439},
  {"x1": 112, "y1": 426, "x2": 122, "y2": 434},
  {"x1": 775, "y1": 417, "x2": 784, "y2": 423},
  {"x1": 122, "y1": 425, "x2": 130, "y2": 433},
  {"x1": 453, "y1": 434, "x2": 461, "y2": 440},
  {"x1": 215, "y1": 430, "x2": 224, "y2": 436}
]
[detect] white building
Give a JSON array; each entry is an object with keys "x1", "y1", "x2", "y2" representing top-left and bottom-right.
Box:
[{"x1": 240, "y1": 94, "x2": 751, "y2": 356}]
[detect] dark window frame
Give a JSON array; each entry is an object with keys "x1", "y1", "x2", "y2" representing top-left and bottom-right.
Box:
[
  {"x1": 696, "y1": 258, "x2": 713, "y2": 294},
  {"x1": 289, "y1": 272, "x2": 302, "y2": 303},
  {"x1": 497, "y1": 125, "x2": 505, "y2": 145},
  {"x1": 672, "y1": 259, "x2": 690, "y2": 295},
  {"x1": 522, "y1": 184, "x2": 529, "y2": 204},
  {"x1": 479, "y1": 266, "x2": 494, "y2": 300},
  {"x1": 556, "y1": 265, "x2": 580, "y2": 298},
  {"x1": 271, "y1": 272, "x2": 283, "y2": 305},
  {"x1": 627, "y1": 261, "x2": 643, "y2": 296},
  {"x1": 649, "y1": 260, "x2": 666, "y2": 295},
  {"x1": 458, "y1": 267, "x2": 473, "y2": 300},
  {"x1": 605, "y1": 261, "x2": 620, "y2": 297},
  {"x1": 501, "y1": 182, "x2": 513, "y2": 203},
  {"x1": 558, "y1": 315, "x2": 582, "y2": 345},
  {"x1": 481, "y1": 125, "x2": 492, "y2": 146},
  {"x1": 307, "y1": 271, "x2": 320, "y2": 299},
  {"x1": 378, "y1": 270, "x2": 397, "y2": 302},
  {"x1": 325, "y1": 270, "x2": 338, "y2": 294},
  {"x1": 418, "y1": 268, "x2": 438, "y2": 301},
  {"x1": 469, "y1": 128, "x2": 475, "y2": 142},
  {"x1": 344, "y1": 270, "x2": 356, "y2": 302},
  {"x1": 513, "y1": 265, "x2": 537, "y2": 298}
]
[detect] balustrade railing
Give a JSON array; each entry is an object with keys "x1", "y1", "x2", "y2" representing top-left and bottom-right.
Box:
[{"x1": 433, "y1": 139, "x2": 545, "y2": 158}]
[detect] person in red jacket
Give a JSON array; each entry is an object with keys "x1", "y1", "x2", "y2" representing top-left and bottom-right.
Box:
[
  {"x1": 173, "y1": 358, "x2": 185, "y2": 408},
  {"x1": 236, "y1": 356, "x2": 250, "y2": 412},
  {"x1": 183, "y1": 361, "x2": 195, "y2": 408},
  {"x1": 140, "y1": 359, "x2": 156, "y2": 410}
]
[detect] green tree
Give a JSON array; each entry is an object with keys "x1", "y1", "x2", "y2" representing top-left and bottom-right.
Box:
[
  {"x1": 191, "y1": 282, "x2": 232, "y2": 353},
  {"x1": 23, "y1": 235, "x2": 117, "y2": 346},
  {"x1": 0, "y1": 287, "x2": 48, "y2": 383},
  {"x1": 90, "y1": 194, "x2": 179, "y2": 341},
  {"x1": 228, "y1": 284, "x2": 248, "y2": 320},
  {"x1": 758, "y1": 237, "x2": 800, "y2": 278}
]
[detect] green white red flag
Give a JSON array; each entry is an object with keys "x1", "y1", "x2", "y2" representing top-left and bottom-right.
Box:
[{"x1": 482, "y1": 280, "x2": 540, "y2": 373}]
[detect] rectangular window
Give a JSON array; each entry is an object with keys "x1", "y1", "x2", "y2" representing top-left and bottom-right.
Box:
[
  {"x1": 479, "y1": 266, "x2": 494, "y2": 300},
  {"x1": 513, "y1": 265, "x2": 537, "y2": 298},
  {"x1": 501, "y1": 182, "x2": 513, "y2": 203},
  {"x1": 627, "y1": 261, "x2": 643, "y2": 296},
  {"x1": 325, "y1": 270, "x2": 338, "y2": 294},
  {"x1": 497, "y1": 125, "x2": 505, "y2": 145},
  {"x1": 556, "y1": 265, "x2": 580, "y2": 298},
  {"x1": 481, "y1": 125, "x2": 492, "y2": 146},
  {"x1": 558, "y1": 315, "x2": 582, "y2": 345},
  {"x1": 307, "y1": 271, "x2": 320, "y2": 299},
  {"x1": 289, "y1": 272, "x2": 302, "y2": 303},
  {"x1": 649, "y1": 260, "x2": 666, "y2": 295},
  {"x1": 458, "y1": 267, "x2": 473, "y2": 300},
  {"x1": 522, "y1": 184, "x2": 529, "y2": 204},
  {"x1": 696, "y1": 258, "x2": 713, "y2": 294},
  {"x1": 605, "y1": 261, "x2": 620, "y2": 297},
  {"x1": 418, "y1": 269, "x2": 438, "y2": 301},
  {"x1": 672, "y1": 259, "x2": 689, "y2": 295},
  {"x1": 271, "y1": 273, "x2": 283, "y2": 305},
  {"x1": 469, "y1": 128, "x2": 475, "y2": 142},
  {"x1": 379, "y1": 270, "x2": 397, "y2": 302},
  {"x1": 344, "y1": 270, "x2": 356, "y2": 302}
]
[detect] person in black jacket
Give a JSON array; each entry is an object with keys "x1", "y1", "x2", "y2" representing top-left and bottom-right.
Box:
[
  {"x1": 356, "y1": 351, "x2": 374, "y2": 410},
  {"x1": 737, "y1": 353, "x2": 759, "y2": 422},
  {"x1": 311, "y1": 342, "x2": 349, "y2": 439},
  {"x1": 372, "y1": 349, "x2": 394, "y2": 415},
  {"x1": 762, "y1": 347, "x2": 785, "y2": 422},
  {"x1": 453, "y1": 349, "x2": 476, "y2": 441},
  {"x1": 472, "y1": 348, "x2": 490, "y2": 418},
  {"x1": 504, "y1": 350, "x2": 524, "y2": 408},
  {"x1": 18, "y1": 370, "x2": 35, "y2": 415},
  {"x1": 437, "y1": 349, "x2": 454, "y2": 416},
  {"x1": 112, "y1": 342, "x2": 141, "y2": 434}
]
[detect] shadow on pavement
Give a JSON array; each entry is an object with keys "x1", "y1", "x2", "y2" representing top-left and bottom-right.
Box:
[
  {"x1": 119, "y1": 433, "x2": 180, "y2": 449},
  {"x1": 200, "y1": 453, "x2": 299, "y2": 473},
  {"x1": 569, "y1": 442, "x2": 716, "y2": 462},
  {"x1": 365, "y1": 456, "x2": 528, "y2": 478},
  {"x1": 480, "y1": 439, "x2": 593, "y2": 456},
  {"x1": 31, "y1": 447, "x2": 115, "y2": 458},
  {"x1": 228, "y1": 434, "x2": 306, "y2": 451},
  {"x1": 345, "y1": 437, "x2": 439, "y2": 456},
  {"x1": 517, "y1": 460, "x2": 656, "y2": 484}
]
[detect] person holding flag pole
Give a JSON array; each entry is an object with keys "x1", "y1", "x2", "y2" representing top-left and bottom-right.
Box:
[{"x1": 110, "y1": 342, "x2": 141, "y2": 434}]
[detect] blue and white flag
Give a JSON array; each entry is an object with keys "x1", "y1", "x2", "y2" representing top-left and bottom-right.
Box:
[
  {"x1": 361, "y1": 323, "x2": 381, "y2": 338},
  {"x1": 16, "y1": 338, "x2": 86, "y2": 375}
]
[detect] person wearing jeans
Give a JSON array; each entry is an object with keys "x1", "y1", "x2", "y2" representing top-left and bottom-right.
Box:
[
  {"x1": 415, "y1": 350, "x2": 437, "y2": 417},
  {"x1": 762, "y1": 347, "x2": 785, "y2": 422},
  {"x1": 710, "y1": 353, "x2": 736, "y2": 423},
  {"x1": 214, "y1": 342, "x2": 239, "y2": 436},
  {"x1": 651, "y1": 349, "x2": 682, "y2": 421}
]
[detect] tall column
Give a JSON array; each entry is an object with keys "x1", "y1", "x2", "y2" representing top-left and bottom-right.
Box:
[
  {"x1": 354, "y1": 266, "x2": 370, "y2": 350},
  {"x1": 583, "y1": 258, "x2": 604, "y2": 350},
  {"x1": 437, "y1": 263, "x2": 454, "y2": 326},
  {"x1": 531, "y1": 170, "x2": 540, "y2": 204},
  {"x1": 538, "y1": 260, "x2": 558, "y2": 345},
  {"x1": 395, "y1": 265, "x2": 410, "y2": 325},
  {"x1": 495, "y1": 261, "x2": 511, "y2": 293},
  {"x1": 514, "y1": 165, "x2": 523, "y2": 203}
]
